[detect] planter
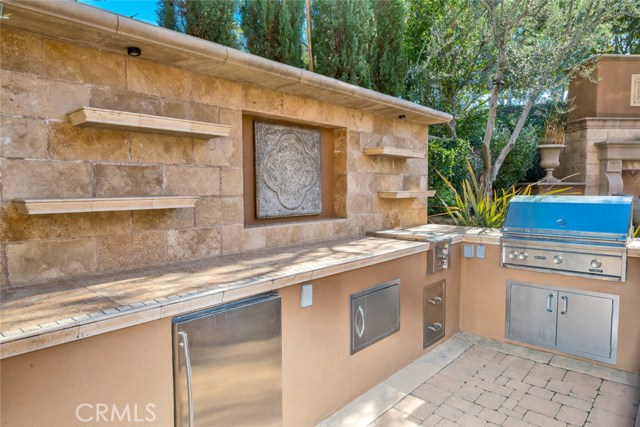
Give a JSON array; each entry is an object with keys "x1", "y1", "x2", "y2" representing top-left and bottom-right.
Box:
[{"x1": 537, "y1": 144, "x2": 566, "y2": 182}]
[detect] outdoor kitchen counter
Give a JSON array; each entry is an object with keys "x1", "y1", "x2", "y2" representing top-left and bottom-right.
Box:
[{"x1": 0, "y1": 235, "x2": 431, "y2": 359}]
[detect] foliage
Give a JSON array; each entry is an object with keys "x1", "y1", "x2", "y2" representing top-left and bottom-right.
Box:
[
  {"x1": 156, "y1": 0, "x2": 241, "y2": 49},
  {"x1": 311, "y1": 0, "x2": 374, "y2": 88},
  {"x1": 476, "y1": 0, "x2": 638, "y2": 194},
  {"x1": 370, "y1": 0, "x2": 407, "y2": 97},
  {"x1": 437, "y1": 161, "x2": 532, "y2": 228},
  {"x1": 428, "y1": 138, "x2": 471, "y2": 214},
  {"x1": 490, "y1": 125, "x2": 538, "y2": 191},
  {"x1": 610, "y1": 12, "x2": 640, "y2": 54},
  {"x1": 240, "y1": 0, "x2": 305, "y2": 67},
  {"x1": 404, "y1": 0, "x2": 490, "y2": 138}
]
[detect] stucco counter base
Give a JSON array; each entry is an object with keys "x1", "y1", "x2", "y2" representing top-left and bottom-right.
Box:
[{"x1": 0, "y1": 236, "x2": 429, "y2": 359}]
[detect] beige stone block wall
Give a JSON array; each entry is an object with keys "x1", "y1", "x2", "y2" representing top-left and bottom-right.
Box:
[
  {"x1": 558, "y1": 119, "x2": 640, "y2": 195},
  {"x1": 0, "y1": 27, "x2": 431, "y2": 287}
]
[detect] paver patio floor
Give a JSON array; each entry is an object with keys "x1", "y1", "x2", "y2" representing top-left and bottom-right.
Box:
[{"x1": 318, "y1": 333, "x2": 640, "y2": 427}]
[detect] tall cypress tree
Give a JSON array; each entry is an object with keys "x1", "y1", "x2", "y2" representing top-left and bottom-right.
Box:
[
  {"x1": 240, "y1": 0, "x2": 305, "y2": 68},
  {"x1": 312, "y1": 0, "x2": 374, "y2": 88},
  {"x1": 156, "y1": 0, "x2": 240, "y2": 49},
  {"x1": 370, "y1": 0, "x2": 407, "y2": 97}
]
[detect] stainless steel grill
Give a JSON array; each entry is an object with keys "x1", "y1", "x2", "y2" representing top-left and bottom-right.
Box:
[{"x1": 501, "y1": 195, "x2": 633, "y2": 282}]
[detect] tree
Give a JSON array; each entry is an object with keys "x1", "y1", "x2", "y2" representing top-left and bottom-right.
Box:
[
  {"x1": 370, "y1": 0, "x2": 408, "y2": 97},
  {"x1": 405, "y1": 0, "x2": 490, "y2": 138},
  {"x1": 241, "y1": 0, "x2": 305, "y2": 67},
  {"x1": 478, "y1": 0, "x2": 638, "y2": 195},
  {"x1": 611, "y1": 13, "x2": 640, "y2": 54},
  {"x1": 156, "y1": 0, "x2": 240, "y2": 49},
  {"x1": 311, "y1": 0, "x2": 374, "y2": 88}
]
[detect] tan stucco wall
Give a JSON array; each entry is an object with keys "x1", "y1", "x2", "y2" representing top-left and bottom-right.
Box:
[
  {"x1": 460, "y1": 244, "x2": 640, "y2": 374},
  {"x1": 0, "y1": 318, "x2": 174, "y2": 427},
  {"x1": 0, "y1": 249, "x2": 461, "y2": 427},
  {"x1": 568, "y1": 56, "x2": 640, "y2": 121},
  {"x1": 0, "y1": 27, "x2": 430, "y2": 287}
]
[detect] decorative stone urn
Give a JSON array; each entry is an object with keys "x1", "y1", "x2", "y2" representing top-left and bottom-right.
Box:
[{"x1": 537, "y1": 144, "x2": 566, "y2": 182}]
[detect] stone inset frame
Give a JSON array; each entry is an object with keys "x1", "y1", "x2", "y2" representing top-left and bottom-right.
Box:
[
  {"x1": 254, "y1": 121, "x2": 322, "y2": 218},
  {"x1": 631, "y1": 75, "x2": 640, "y2": 107}
]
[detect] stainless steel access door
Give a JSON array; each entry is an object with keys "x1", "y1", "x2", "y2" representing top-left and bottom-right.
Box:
[
  {"x1": 556, "y1": 291, "x2": 615, "y2": 360},
  {"x1": 507, "y1": 283, "x2": 557, "y2": 348},
  {"x1": 172, "y1": 293, "x2": 282, "y2": 427}
]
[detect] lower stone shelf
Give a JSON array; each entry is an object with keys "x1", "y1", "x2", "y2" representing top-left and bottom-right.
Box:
[
  {"x1": 377, "y1": 190, "x2": 436, "y2": 199},
  {"x1": 13, "y1": 196, "x2": 199, "y2": 215}
]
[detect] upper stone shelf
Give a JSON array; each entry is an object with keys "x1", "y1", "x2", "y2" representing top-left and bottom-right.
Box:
[
  {"x1": 68, "y1": 107, "x2": 232, "y2": 139},
  {"x1": 363, "y1": 147, "x2": 426, "y2": 159},
  {"x1": 377, "y1": 191, "x2": 436, "y2": 199},
  {"x1": 13, "y1": 196, "x2": 199, "y2": 215}
]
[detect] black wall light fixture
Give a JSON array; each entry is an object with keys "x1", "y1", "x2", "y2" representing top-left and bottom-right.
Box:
[{"x1": 127, "y1": 46, "x2": 141, "y2": 57}]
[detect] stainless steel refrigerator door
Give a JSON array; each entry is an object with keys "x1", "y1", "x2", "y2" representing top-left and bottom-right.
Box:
[{"x1": 173, "y1": 294, "x2": 282, "y2": 427}]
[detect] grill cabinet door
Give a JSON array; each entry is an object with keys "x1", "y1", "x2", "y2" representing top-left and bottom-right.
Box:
[
  {"x1": 351, "y1": 280, "x2": 400, "y2": 354},
  {"x1": 556, "y1": 291, "x2": 614, "y2": 360},
  {"x1": 507, "y1": 283, "x2": 557, "y2": 348}
]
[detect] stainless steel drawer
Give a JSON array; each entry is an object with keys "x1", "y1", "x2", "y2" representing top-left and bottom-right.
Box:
[
  {"x1": 350, "y1": 280, "x2": 400, "y2": 354},
  {"x1": 424, "y1": 280, "x2": 445, "y2": 348}
]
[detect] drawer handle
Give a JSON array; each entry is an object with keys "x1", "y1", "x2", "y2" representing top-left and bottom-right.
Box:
[
  {"x1": 546, "y1": 293, "x2": 554, "y2": 312},
  {"x1": 427, "y1": 322, "x2": 443, "y2": 332},
  {"x1": 355, "y1": 305, "x2": 365, "y2": 338},
  {"x1": 560, "y1": 295, "x2": 568, "y2": 315},
  {"x1": 428, "y1": 296, "x2": 443, "y2": 305}
]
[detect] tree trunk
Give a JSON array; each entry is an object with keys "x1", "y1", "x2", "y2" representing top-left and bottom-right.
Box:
[{"x1": 305, "y1": 0, "x2": 314, "y2": 72}]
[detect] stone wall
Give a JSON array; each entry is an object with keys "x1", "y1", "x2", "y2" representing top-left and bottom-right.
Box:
[
  {"x1": 0, "y1": 27, "x2": 430, "y2": 287},
  {"x1": 557, "y1": 119, "x2": 640, "y2": 195}
]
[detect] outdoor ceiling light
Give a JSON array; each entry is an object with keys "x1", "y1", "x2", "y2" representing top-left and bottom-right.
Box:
[
  {"x1": 398, "y1": 114, "x2": 406, "y2": 119},
  {"x1": 127, "y1": 46, "x2": 142, "y2": 57}
]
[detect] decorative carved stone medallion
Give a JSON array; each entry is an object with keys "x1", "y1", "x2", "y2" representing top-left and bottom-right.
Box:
[{"x1": 255, "y1": 121, "x2": 322, "y2": 218}]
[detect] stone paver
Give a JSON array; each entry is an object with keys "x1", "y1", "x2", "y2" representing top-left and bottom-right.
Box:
[{"x1": 319, "y1": 333, "x2": 640, "y2": 427}]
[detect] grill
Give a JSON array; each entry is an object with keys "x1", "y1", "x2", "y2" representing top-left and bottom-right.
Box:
[
  {"x1": 366, "y1": 228, "x2": 451, "y2": 274},
  {"x1": 501, "y1": 195, "x2": 633, "y2": 282}
]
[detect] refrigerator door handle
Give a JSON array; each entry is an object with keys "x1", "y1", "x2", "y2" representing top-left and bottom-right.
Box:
[{"x1": 177, "y1": 331, "x2": 195, "y2": 427}]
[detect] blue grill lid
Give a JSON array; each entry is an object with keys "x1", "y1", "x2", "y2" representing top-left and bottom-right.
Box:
[{"x1": 502, "y1": 195, "x2": 632, "y2": 240}]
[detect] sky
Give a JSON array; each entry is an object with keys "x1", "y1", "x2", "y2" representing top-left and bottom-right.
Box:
[{"x1": 79, "y1": 0, "x2": 158, "y2": 25}]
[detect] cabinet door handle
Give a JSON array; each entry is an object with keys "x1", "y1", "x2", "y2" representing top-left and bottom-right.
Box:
[
  {"x1": 546, "y1": 293, "x2": 554, "y2": 312},
  {"x1": 428, "y1": 322, "x2": 443, "y2": 332},
  {"x1": 355, "y1": 305, "x2": 365, "y2": 338},
  {"x1": 177, "y1": 331, "x2": 194, "y2": 427},
  {"x1": 428, "y1": 296, "x2": 443, "y2": 305},
  {"x1": 560, "y1": 295, "x2": 568, "y2": 315}
]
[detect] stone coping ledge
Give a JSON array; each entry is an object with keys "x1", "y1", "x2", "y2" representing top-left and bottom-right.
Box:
[{"x1": 1, "y1": 0, "x2": 452, "y2": 126}]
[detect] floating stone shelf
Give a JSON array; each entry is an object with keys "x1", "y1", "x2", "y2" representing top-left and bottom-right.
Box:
[
  {"x1": 68, "y1": 107, "x2": 231, "y2": 139},
  {"x1": 13, "y1": 196, "x2": 199, "y2": 215},
  {"x1": 377, "y1": 191, "x2": 436, "y2": 199},
  {"x1": 363, "y1": 147, "x2": 426, "y2": 159}
]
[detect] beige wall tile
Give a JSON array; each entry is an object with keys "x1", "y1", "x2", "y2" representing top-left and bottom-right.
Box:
[
  {"x1": 1, "y1": 159, "x2": 92, "y2": 200},
  {"x1": 6, "y1": 238, "x2": 96, "y2": 284},
  {"x1": 0, "y1": 203, "x2": 52, "y2": 242},
  {"x1": 97, "y1": 231, "x2": 166, "y2": 272},
  {"x1": 265, "y1": 223, "x2": 303, "y2": 247},
  {"x1": 0, "y1": 116, "x2": 48, "y2": 159},
  {"x1": 94, "y1": 164, "x2": 164, "y2": 197},
  {"x1": 165, "y1": 166, "x2": 220, "y2": 196},
  {"x1": 161, "y1": 99, "x2": 218, "y2": 123},
  {"x1": 0, "y1": 28, "x2": 44, "y2": 75},
  {"x1": 220, "y1": 168, "x2": 243, "y2": 196},
  {"x1": 195, "y1": 196, "x2": 243, "y2": 226},
  {"x1": 49, "y1": 122, "x2": 129, "y2": 162},
  {"x1": 193, "y1": 137, "x2": 240, "y2": 167},
  {"x1": 302, "y1": 221, "x2": 334, "y2": 242},
  {"x1": 347, "y1": 109, "x2": 373, "y2": 133},
  {"x1": 90, "y1": 87, "x2": 162, "y2": 116},
  {"x1": 218, "y1": 108, "x2": 242, "y2": 140},
  {"x1": 50, "y1": 211, "x2": 132, "y2": 239},
  {"x1": 0, "y1": 70, "x2": 90, "y2": 120},
  {"x1": 44, "y1": 39, "x2": 126, "y2": 89},
  {"x1": 243, "y1": 85, "x2": 284, "y2": 114},
  {"x1": 127, "y1": 58, "x2": 191, "y2": 100},
  {"x1": 167, "y1": 227, "x2": 221, "y2": 261},
  {"x1": 220, "y1": 223, "x2": 244, "y2": 254},
  {"x1": 242, "y1": 227, "x2": 267, "y2": 251},
  {"x1": 132, "y1": 209, "x2": 194, "y2": 231},
  {"x1": 191, "y1": 74, "x2": 243, "y2": 110},
  {"x1": 130, "y1": 134, "x2": 193, "y2": 165}
]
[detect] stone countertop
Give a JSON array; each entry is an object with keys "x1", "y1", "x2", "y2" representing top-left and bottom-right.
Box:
[{"x1": 0, "y1": 236, "x2": 430, "y2": 359}]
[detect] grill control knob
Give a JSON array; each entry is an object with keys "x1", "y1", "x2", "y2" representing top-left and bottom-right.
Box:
[
  {"x1": 517, "y1": 252, "x2": 528, "y2": 260},
  {"x1": 553, "y1": 255, "x2": 564, "y2": 264},
  {"x1": 508, "y1": 251, "x2": 518, "y2": 259},
  {"x1": 591, "y1": 259, "x2": 602, "y2": 269}
]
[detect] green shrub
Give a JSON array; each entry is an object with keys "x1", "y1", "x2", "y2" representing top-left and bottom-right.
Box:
[
  {"x1": 428, "y1": 138, "x2": 471, "y2": 215},
  {"x1": 490, "y1": 125, "x2": 539, "y2": 191}
]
